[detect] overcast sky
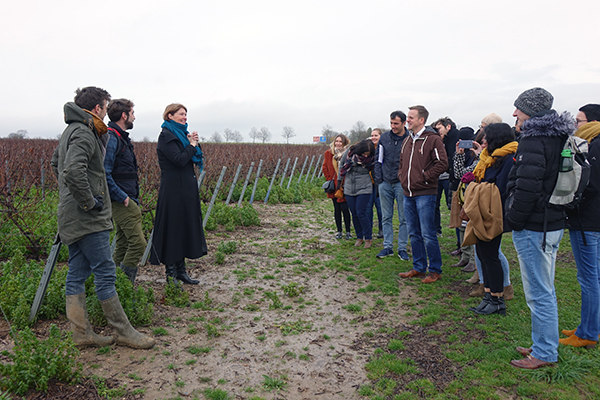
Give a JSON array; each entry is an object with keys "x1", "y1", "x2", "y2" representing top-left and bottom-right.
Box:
[{"x1": 2, "y1": 0, "x2": 599, "y2": 143}]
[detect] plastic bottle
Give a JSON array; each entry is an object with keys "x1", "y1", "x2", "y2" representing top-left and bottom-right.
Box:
[{"x1": 560, "y1": 148, "x2": 573, "y2": 172}]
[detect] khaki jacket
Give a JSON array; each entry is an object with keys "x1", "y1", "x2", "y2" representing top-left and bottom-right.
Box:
[
  {"x1": 51, "y1": 102, "x2": 113, "y2": 245},
  {"x1": 462, "y1": 182, "x2": 503, "y2": 246}
]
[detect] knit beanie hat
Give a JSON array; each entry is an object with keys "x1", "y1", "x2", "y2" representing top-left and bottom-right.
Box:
[
  {"x1": 513, "y1": 87, "x2": 554, "y2": 117},
  {"x1": 481, "y1": 113, "x2": 502, "y2": 126}
]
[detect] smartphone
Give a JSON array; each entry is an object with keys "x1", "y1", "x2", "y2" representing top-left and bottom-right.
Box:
[{"x1": 458, "y1": 140, "x2": 473, "y2": 149}]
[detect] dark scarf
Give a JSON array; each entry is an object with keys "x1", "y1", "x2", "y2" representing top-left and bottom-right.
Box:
[
  {"x1": 161, "y1": 119, "x2": 204, "y2": 171},
  {"x1": 339, "y1": 149, "x2": 374, "y2": 176}
]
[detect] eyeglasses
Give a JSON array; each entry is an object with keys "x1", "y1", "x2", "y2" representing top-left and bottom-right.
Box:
[{"x1": 576, "y1": 119, "x2": 588, "y2": 125}]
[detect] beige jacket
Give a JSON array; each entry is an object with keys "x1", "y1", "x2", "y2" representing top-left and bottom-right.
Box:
[{"x1": 462, "y1": 182, "x2": 503, "y2": 246}]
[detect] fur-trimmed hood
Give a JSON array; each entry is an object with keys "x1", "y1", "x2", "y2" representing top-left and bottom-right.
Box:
[{"x1": 520, "y1": 110, "x2": 575, "y2": 139}]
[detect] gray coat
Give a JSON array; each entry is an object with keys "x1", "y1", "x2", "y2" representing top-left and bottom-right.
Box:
[
  {"x1": 51, "y1": 102, "x2": 113, "y2": 245},
  {"x1": 338, "y1": 149, "x2": 373, "y2": 196}
]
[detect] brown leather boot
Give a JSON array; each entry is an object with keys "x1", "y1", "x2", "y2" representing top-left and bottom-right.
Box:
[
  {"x1": 364, "y1": 240, "x2": 373, "y2": 249},
  {"x1": 504, "y1": 284, "x2": 514, "y2": 300},
  {"x1": 469, "y1": 283, "x2": 485, "y2": 297},
  {"x1": 354, "y1": 239, "x2": 364, "y2": 247},
  {"x1": 466, "y1": 270, "x2": 479, "y2": 284},
  {"x1": 398, "y1": 269, "x2": 426, "y2": 278}
]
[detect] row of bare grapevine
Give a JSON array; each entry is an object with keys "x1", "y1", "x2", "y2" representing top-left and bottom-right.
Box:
[{"x1": 0, "y1": 138, "x2": 328, "y2": 259}]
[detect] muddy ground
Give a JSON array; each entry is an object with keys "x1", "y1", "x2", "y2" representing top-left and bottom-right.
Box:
[{"x1": 3, "y1": 200, "x2": 438, "y2": 400}]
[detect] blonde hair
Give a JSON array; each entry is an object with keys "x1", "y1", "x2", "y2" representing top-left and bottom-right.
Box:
[
  {"x1": 329, "y1": 133, "x2": 350, "y2": 153},
  {"x1": 163, "y1": 103, "x2": 187, "y2": 121},
  {"x1": 481, "y1": 112, "x2": 502, "y2": 126}
]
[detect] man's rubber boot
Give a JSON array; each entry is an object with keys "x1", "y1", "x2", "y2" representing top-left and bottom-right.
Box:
[
  {"x1": 66, "y1": 293, "x2": 114, "y2": 347},
  {"x1": 100, "y1": 294, "x2": 155, "y2": 349},
  {"x1": 120, "y1": 264, "x2": 138, "y2": 285}
]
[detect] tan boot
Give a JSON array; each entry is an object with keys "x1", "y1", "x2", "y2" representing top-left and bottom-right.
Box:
[
  {"x1": 466, "y1": 270, "x2": 479, "y2": 284},
  {"x1": 559, "y1": 334, "x2": 597, "y2": 348},
  {"x1": 355, "y1": 239, "x2": 364, "y2": 247},
  {"x1": 364, "y1": 240, "x2": 373, "y2": 249},
  {"x1": 469, "y1": 283, "x2": 485, "y2": 297},
  {"x1": 100, "y1": 294, "x2": 155, "y2": 349},
  {"x1": 504, "y1": 284, "x2": 514, "y2": 300},
  {"x1": 66, "y1": 293, "x2": 114, "y2": 348}
]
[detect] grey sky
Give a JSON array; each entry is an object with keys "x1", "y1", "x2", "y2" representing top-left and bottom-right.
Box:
[{"x1": 2, "y1": 0, "x2": 599, "y2": 142}]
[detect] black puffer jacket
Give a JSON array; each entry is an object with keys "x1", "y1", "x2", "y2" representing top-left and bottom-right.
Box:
[
  {"x1": 506, "y1": 110, "x2": 575, "y2": 232},
  {"x1": 374, "y1": 130, "x2": 408, "y2": 185}
]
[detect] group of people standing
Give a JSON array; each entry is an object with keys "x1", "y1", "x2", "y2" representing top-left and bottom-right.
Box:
[
  {"x1": 53, "y1": 87, "x2": 208, "y2": 351},
  {"x1": 323, "y1": 89, "x2": 600, "y2": 370}
]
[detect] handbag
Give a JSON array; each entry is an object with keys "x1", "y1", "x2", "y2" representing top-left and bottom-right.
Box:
[
  {"x1": 334, "y1": 188, "x2": 344, "y2": 199},
  {"x1": 322, "y1": 180, "x2": 336, "y2": 194}
]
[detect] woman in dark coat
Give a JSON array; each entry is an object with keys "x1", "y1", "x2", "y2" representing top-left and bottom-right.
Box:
[
  {"x1": 467, "y1": 123, "x2": 518, "y2": 315},
  {"x1": 150, "y1": 103, "x2": 207, "y2": 284}
]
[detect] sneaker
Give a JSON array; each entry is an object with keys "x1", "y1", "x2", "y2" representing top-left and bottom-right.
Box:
[
  {"x1": 398, "y1": 250, "x2": 410, "y2": 261},
  {"x1": 376, "y1": 248, "x2": 394, "y2": 258},
  {"x1": 335, "y1": 232, "x2": 343, "y2": 240},
  {"x1": 345, "y1": 232, "x2": 352, "y2": 240}
]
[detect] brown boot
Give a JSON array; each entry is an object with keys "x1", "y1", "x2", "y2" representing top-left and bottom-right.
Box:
[
  {"x1": 469, "y1": 283, "x2": 485, "y2": 297},
  {"x1": 466, "y1": 270, "x2": 479, "y2": 284},
  {"x1": 100, "y1": 294, "x2": 156, "y2": 349},
  {"x1": 504, "y1": 284, "x2": 514, "y2": 300},
  {"x1": 354, "y1": 239, "x2": 364, "y2": 247},
  {"x1": 364, "y1": 240, "x2": 373, "y2": 249},
  {"x1": 66, "y1": 293, "x2": 114, "y2": 348},
  {"x1": 398, "y1": 269, "x2": 426, "y2": 278}
]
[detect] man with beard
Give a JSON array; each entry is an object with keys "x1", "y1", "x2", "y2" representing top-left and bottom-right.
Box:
[
  {"x1": 52, "y1": 87, "x2": 154, "y2": 349},
  {"x1": 104, "y1": 99, "x2": 145, "y2": 284}
]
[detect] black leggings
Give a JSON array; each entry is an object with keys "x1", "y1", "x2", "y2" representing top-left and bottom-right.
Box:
[
  {"x1": 332, "y1": 198, "x2": 351, "y2": 233},
  {"x1": 476, "y1": 234, "x2": 504, "y2": 294}
]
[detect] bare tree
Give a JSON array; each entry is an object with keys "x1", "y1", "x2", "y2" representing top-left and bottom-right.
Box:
[
  {"x1": 231, "y1": 130, "x2": 244, "y2": 142},
  {"x1": 8, "y1": 129, "x2": 28, "y2": 139},
  {"x1": 321, "y1": 124, "x2": 338, "y2": 144},
  {"x1": 281, "y1": 126, "x2": 296, "y2": 144},
  {"x1": 223, "y1": 128, "x2": 234, "y2": 142},
  {"x1": 248, "y1": 127, "x2": 259, "y2": 143},
  {"x1": 259, "y1": 126, "x2": 271, "y2": 143},
  {"x1": 349, "y1": 121, "x2": 369, "y2": 143},
  {"x1": 209, "y1": 131, "x2": 223, "y2": 143}
]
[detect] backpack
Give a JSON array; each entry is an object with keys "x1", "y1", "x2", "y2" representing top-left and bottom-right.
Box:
[
  {"x1": 548, "y1": 135, "x2": 591, "y2": 209},
  {"x1": 107, "y1": 127, "x2": 127, "y2": 166}
]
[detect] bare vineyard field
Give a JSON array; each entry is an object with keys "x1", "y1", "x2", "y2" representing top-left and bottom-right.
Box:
[{"x1": 0, "y1": 138, "x2": 328, "y2": 259}]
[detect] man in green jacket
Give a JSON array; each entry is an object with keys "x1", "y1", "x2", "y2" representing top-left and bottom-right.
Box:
[{"x1": 51, "y1": 86, "x2": 154, "y2": 349}]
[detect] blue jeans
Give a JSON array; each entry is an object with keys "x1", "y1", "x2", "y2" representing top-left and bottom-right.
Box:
[
  {"x1": 346, "y1": 194, "x2": 372, "y2": 240},
  {"x1": 475, "y1": 246, "x2": 511, "y2": 286},
  {"x1": 378, "y1": 181, "x2": 408, "y2": 252},
  {"x1": 570, "y1": 230, "x2": 600, "y2": 341},
  {"x1": 404, "y1": 194, "x2": 442, "y2": 274},
  {"x1": 66, "y1": 230, "x2": 117, "y2": 301},
  {"x1": 512, "y1": 229, "x2": 563, "y2": 363},
  {"x1": 367, "y1": 186, "x2": 383, "y2": 233}
]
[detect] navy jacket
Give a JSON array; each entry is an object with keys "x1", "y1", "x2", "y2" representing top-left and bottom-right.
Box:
[{"x1": 374, "y1": 129, "x2": 408, "y2": 185}]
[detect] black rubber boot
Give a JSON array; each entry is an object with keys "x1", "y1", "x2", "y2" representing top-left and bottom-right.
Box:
[
  {"x1": 476, "y1": 295, "x2": 506, "y2": 315},
  {"x1": 176, "y1": 260, "x2": 199, "y2": 285},
  {"x1": 120, "y1": 264, "x2": 138, "y2": 285},
  {"x1": 469, "y1": 292, "x2": 492, "y2": 313}
]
